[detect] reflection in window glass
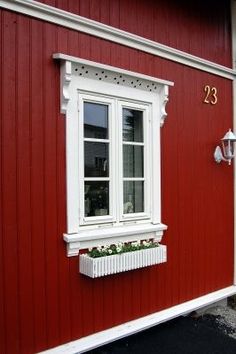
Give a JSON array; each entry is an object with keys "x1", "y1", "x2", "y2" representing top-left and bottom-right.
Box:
[
  {"x1": 84, "y1": 181, "x2": 109, "y2": 217},
  {"x1": 123, "y1": 109, "x2": 143, "y2": 142},
  {"x1": 84, "y1": 142, "x2": 109, "y2": 177},
  {"x1": 123, "y1": 181, "x2": 144, "y2": 213},
  {"x1": 84, "y1": 102, "x2": 108, "y2": 139},
  {"x1": 123, "y1": 145, "x2": 143, "y2": 178}
]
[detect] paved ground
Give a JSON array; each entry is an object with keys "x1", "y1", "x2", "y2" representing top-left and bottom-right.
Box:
[{"x1": 87, "y1": 306, "x2": 236, "y2": 354}]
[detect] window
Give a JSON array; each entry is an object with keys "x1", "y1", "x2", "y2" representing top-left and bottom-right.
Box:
[
  {"x1": 53, "y1": 53, "x2": 173, "y2": 256},
  {"x1": 79, "y1": 95, "x2": 150, "y2": 226}
]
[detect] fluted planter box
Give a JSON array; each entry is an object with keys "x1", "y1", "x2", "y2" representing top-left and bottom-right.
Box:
[{"x1": 80, "y1": 244, "x2": 167, "y2": 278}]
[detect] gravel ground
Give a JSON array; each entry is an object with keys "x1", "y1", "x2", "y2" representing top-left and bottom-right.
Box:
[{"x1": 200, "y1": 305, "x2": 236, "y2": 339}]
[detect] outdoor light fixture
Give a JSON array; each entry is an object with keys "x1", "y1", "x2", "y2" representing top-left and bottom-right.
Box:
[{"x1": 214, "y1": 129, "x2": 236, "y2": 165}]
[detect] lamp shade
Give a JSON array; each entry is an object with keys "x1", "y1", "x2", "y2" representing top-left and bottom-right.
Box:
[{"x1": 221, "y1": 129, "x2": 236, "y2": 142}]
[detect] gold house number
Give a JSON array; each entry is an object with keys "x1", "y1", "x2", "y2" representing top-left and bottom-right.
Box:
[{"x1": 203, "y1": 85, "x2": 218, "y2": 105}]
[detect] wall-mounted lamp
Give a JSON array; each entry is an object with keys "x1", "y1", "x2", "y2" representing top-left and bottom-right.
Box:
[{"x1": 214, "y1": 129, "x2": 236, "y2": 165}]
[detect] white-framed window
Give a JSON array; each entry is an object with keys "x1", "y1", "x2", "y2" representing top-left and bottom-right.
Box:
[
  {"x1": 79, "y1": 94, "x2": 150, "y2": 226},
  {"x1": 53, "y1": 53, "x2": 173, "y2": 256}
]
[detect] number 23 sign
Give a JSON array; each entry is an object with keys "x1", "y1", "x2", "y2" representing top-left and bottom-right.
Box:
[{"x1": 203, "y1": 85, "x2": 218, "y2": 105}]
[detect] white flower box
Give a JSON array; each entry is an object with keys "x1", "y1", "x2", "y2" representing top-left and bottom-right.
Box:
[{"x1": 79, "y1": 244, "x2": 167, "y2": 278}]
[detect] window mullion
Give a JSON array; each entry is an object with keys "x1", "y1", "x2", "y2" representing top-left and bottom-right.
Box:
[
  {"x1": 84, "y1": 137, "x2": 110, "y2": 143},
  {"x1": 144, "y1": 107, "x2": 150, "y2": 218},
  {"x1": 78, "y1": 95, "x2": 85, "y2": 225},
  {"x1": 111, "y1": 99, "x2": 124, "y2": 224},
  {"x1": 123, "y1": 178, "x2": 145, "y2": 181},
  {"x1": 123, "y1": 141, "x2": 144, "y2": 146},
  {"x1": 109, "y1": 99, "x2": 117, "y2": 223}
]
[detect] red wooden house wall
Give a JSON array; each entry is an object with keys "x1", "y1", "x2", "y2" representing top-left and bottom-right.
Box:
[{"x1": 0, "y1": 1, "x2": 234, "y2": 353}]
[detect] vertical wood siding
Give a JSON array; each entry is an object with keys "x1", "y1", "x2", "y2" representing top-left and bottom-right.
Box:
[
  {"x1": 35, "y1": 0, "x2": 232, "y2": 67},
  {"x1": 0, "y1": 4, "x2": 234, "y2": 354}
]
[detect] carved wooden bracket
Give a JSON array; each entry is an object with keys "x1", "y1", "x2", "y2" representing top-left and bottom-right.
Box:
[
  {"x1": 160, "y1": 85, "x2": 169, "y2": 127},
  {"x1": 60, "y1": 60, "x2": 72, "y2": 114}
]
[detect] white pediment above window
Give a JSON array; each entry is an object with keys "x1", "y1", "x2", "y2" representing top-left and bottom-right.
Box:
[{"x1": 53, "y1": 53, "x2": 173, "y2": 126}]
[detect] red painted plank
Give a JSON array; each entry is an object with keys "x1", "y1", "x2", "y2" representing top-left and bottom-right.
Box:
[
  {"x1": 79, "y1": 0, "x2": 90, "y2": 19},
  {"x1": 102, "y1": 276, "x2": 114, "y2": 329},
  {"x1": 89, "y1": 0, "x2": 100, "y2": 22},
  {"x1": 56, "y1": 25, "x2": 72, "y2": 345},
  {"x1": 30, "y1": 18, "x2": 48, "y2": 353},
  {"x1": 78, "y1": 32, "x2": 91, "y2": 60},
  {"x1": 2, "y1": 10, "x2": 20, "y2": 354},
  {"x1": 68, "y1": 0, "x2": 80, "y2": 15},
  {"x1": 43, "y1": 22, "x2": 60, "y2": 348},
  {"x1": 56, "y1": 0, "x2": 68, "y2": 12},
  {"x1": 0, "y1": 9, "x2": 6, "y2": 354},
  {"x1": 109, "y1": 0, "x2": 120, "y2": 29},
  {"x1": 119, "y1": 0, "x2": 137, "y2": 34},
  {"x1": 92, "y1": 278, "x2": 105, "y2": 333},
  {"x1": 81, "y1": 277, "x2": 95, "y2": 336},
  {"x1": 70, "y1": 258, "x2": 84, "y2": 341},
  {"x1": 16, "y1": 15, "x2": 35, "y2": 354},
  {"x1": 100, "y1": 0, "x2": 110, "y2": 26}
]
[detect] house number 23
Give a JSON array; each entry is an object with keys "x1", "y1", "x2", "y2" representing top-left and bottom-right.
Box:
[{"x1": 203, "y1": 85, "x2": 218, "y2": 105}]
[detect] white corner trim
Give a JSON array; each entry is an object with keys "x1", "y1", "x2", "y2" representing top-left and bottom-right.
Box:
[
  {"x1": 232, "y1": 0, "x2": 236, "y2": 285},
  {"x1": 38, "y1": 285, "x2": 236, "y2": 354},
  {"x1": 1, "y1": 0, "x2": 235, "y2": 79},
  {"x1": 233, "y1": 79, "x2": 236, "y2": 285},
  {"x1": 232, "y1": 0, "x2": 236, "y2": 70}
]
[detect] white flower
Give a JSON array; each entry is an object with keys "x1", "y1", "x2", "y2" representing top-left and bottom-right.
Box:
[
  {"x1": 88, "y1": 247, "x2": 93, "y2": 252},
  {"x1": 116, "y1": 247, "x2": 122, "y2": 253},
  {"x1": 108, "y1": 249, "x2": 113, "y2": 254},
  {"x1": 97, "y1": 245, "x2": 102, "y2": 252}
]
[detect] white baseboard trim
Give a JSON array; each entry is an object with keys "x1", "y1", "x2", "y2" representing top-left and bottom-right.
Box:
[
  {"x1": 39, "y1": 285, "x2": 236, "y2": 354},
  {"x1": 0, "y1": 0, "x2": 235, "y2": 79}
]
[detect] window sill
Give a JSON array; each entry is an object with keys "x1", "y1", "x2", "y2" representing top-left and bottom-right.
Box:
[{"x1": 63, "y1": 223, "x2": 167, "y2": 256}]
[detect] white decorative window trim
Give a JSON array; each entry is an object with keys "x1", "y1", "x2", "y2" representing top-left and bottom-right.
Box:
[
  {"x1": 1, "y1": 0, "x2": 235, "y2": 79},
  {"x1": 64, "y1": 223, "x2": 167, "y2": 257},
  {"x1": 53, "y1": 53, "x2": 172, "y2": 124},
  {"x1": 54, "y1": 53, "x2": 173, "y2": 257}
]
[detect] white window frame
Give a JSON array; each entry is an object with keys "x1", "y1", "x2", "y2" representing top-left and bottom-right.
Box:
[
  {"x1": 53, "y1": 53, "x2": 174, "y2": 256},
  {"x1": 79, "y1": 95, "x2": 151, "y2": 227},
  {"x1": 78, "y1": 93, "x2": 116, "y2": 226},
  {"x1": 118, "y1": 100, "x2": 151, "y2": 223}
]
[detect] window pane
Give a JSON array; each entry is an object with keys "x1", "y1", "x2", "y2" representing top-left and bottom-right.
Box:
[
  {"x1": 84, "y1": 102, "x2": 108, "y2": 139},
  {"x1": 123, "y1": 145, "x2": 143, "y2": 177},
  {"x1": 123, "y1": 181, "x2": 144, "y2": 214},
  {"x1": 84, "y1": 181, "x2": 109, "y2": 217},
  {"x1": 123, "y1": 108, "x2": 143, "y2": 142},
  {"x1": 84, "y1": 142, "x2": 109, "y2": 177}
]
